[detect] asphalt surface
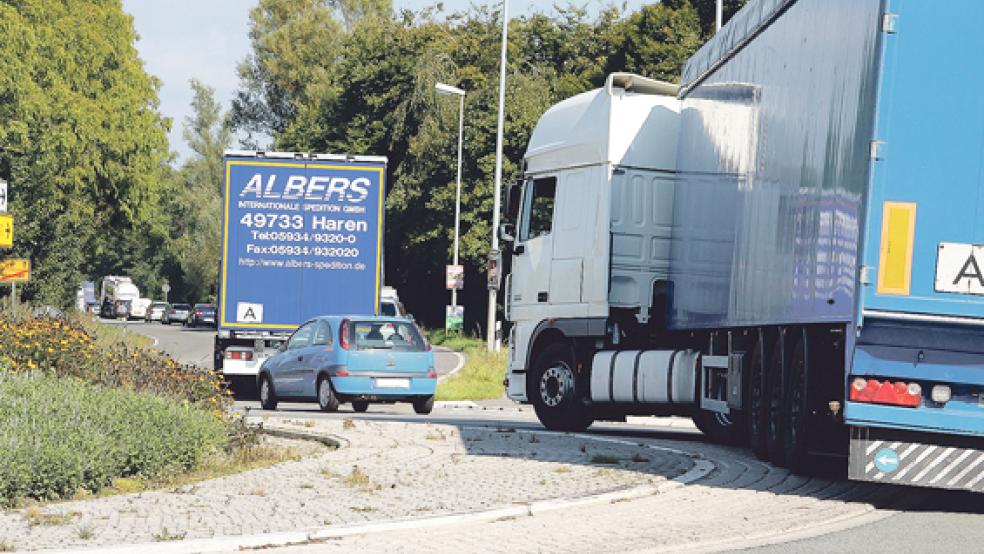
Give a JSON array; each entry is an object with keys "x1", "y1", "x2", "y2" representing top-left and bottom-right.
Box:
[{"x1": 121, "y1": 319, "x2": 984, "y2": 552}]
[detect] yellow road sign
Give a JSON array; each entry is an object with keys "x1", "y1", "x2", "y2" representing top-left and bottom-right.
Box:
[
  {"x1": 0, "y1": 259, "x2": 29, "y2": 282},
  {"x1": 0, "y1": 214, "x2": 11, "y2": 249}
]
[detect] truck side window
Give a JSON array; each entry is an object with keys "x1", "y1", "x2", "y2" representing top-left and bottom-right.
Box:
[{"x1": 521, "y1": 177, "x2": 557, "y2": 241}]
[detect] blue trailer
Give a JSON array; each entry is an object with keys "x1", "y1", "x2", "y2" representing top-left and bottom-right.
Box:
[
  {"x1": 672, "y1": 0, "x2": 984, "y2": 491},
  {"x1": 502, "y1": 0, "x2": 984, "y2": 493},
  {"x1": 214, "y1": 151, "x2": 387, "y2": 393}
]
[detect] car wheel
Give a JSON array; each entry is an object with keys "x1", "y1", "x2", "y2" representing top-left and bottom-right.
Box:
[
  {"x1": 412, "y1": 396, "x2": 434, "y2": 415},
  {"x1": 528, "y1": 343, "x2": 593, "y2": 432},
  {"x1": 352, "y1": 401, "x2": 369, "y2": 413},
  {"x1": 259, "y1": 374, "x2": 278, "y2": 411},
  {"x1": 317, "y1": 376, "x2": 339, "y2": 413}
]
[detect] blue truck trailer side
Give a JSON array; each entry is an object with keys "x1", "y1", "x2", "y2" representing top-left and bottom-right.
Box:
[
  {"x1": 503, "y1": 0, "x2": 984, "y2": 495},
  {"x1": 215, "y1": 151, "x2": 387, "y2": 392},
  {"x1": 672, "y1": 0, "x2": 984, "y2": 490}
]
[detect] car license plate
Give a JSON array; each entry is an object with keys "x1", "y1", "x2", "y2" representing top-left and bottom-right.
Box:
[
  {"x1": 936, "y1": 242, "x2": 984, "y2": 295},
  {"x1": 375, "y1": 378, "x2": 410, "y2": 389}
]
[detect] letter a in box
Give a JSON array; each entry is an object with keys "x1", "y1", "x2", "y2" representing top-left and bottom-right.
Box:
[{"x1": 935, "y1": 242, "x2": 984, "y2": 295}]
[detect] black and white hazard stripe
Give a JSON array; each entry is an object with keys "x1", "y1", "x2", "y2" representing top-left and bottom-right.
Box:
[{"x1": 850, "y1": 428, "x2": 984, "y2": 492}]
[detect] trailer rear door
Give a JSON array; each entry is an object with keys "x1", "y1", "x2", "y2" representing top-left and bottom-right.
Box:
[{"x1": 861, "y1": 0, "x2": 984, "y2": 321}]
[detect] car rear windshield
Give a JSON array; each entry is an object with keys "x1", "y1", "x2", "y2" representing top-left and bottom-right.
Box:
[
  {"x1": 172, "y1": 304, "x2": 190, "y2": 310},
  {"x1": 349, "y1": 321, "x2": 425, "y2": 352}
]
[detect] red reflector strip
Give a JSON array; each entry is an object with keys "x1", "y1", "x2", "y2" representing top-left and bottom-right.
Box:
[
  {"x1": 849, "y1": 378, "x2": 921, "y2": 408},
  {"x1": 336, "y1": 369, "x2": 349, "y2": 377}
]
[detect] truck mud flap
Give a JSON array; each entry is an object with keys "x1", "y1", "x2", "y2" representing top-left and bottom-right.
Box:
[{"x1": 849, "y1": 427, "x2": 984, "y2": 492}]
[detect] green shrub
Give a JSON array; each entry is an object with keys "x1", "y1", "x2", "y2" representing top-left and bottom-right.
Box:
[
  {"x1": 0, "y1": 373, "x2": 226, "y2": 504},
  {"x1": 0, "y1": 314, "x2": 231, "y2": 417}
]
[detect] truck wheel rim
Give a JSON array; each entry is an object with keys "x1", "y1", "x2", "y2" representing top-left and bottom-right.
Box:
[
  {"x1": 540, "y1": 364, "x2": 572, "y2": 408},
  {"x1": 319, "y1": 381, "x2": 330, "y2": 406}
]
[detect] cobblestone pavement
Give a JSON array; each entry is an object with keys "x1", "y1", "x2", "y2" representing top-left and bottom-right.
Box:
[
  {"x1": 0, "y1": 417, "x2": 694, "y2": 552},
  {"x1": 251, "y1": 435, "x2": 910, "y2": 554}
]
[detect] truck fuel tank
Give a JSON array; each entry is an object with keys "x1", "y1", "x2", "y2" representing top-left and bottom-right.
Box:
[{"x1": 590, "y1": 350, "x2": 699, "y2": 405}]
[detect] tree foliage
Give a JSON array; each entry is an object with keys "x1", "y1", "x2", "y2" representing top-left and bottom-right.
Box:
[
  {"x1": 0, "y1": 0, "x2": 170, "y2": 306},
  {"x1": 234, "y1": 1, "x2": 747, "y2": 328}
]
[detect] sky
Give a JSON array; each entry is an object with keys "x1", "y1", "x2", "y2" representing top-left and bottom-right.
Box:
[{"x1": 123, "y1": 0, "x2": 650, "y2": 163}]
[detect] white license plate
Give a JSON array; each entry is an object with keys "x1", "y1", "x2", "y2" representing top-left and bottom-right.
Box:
[
  {"x1": 935, "y1": 242, "x2": 984, "y2": 295},
  {"x1": 375, "y1": 378, "x2": 410, "y2": 389}
]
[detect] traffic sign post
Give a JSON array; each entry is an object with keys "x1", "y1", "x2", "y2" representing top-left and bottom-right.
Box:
[
  {"x1": 0, "y1": 180, "x2": 7, "y2": 213},
  {"x1": 161, "y1": 282, "x2": 171, "y2": 303},
  {"x1": 0, "y1": 258, "x2": 27, "y2": 312}
]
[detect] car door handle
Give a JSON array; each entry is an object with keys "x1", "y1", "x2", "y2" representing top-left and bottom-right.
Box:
[{"x1": 297, "y1": 356, "x2": 304, "y2": 362}]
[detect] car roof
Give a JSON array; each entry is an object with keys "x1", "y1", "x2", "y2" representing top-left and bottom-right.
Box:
[{"x1": 305, "y1": 314, "x2": 412, "y2": 325}]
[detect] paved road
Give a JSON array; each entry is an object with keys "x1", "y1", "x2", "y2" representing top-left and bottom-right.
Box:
[{"x1": 122, "y1": 320, "x2": 984, "y2": 553}]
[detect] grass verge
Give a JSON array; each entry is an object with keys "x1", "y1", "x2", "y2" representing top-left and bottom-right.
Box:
[{"x1": 429, "y1": 330, "x2": 508, "y2": 401}]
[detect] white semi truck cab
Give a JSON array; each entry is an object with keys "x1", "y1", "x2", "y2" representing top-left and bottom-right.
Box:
[{"x1": 503, "y1": 73, "x2": 681, "y2": 411}]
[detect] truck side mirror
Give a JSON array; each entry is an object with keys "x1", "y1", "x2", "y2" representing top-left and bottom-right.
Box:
[
  {"x1": 498, "y1": 223, "x2": 516, "y2": 243},
  {"x1": 505, "y1": 181, "x2": 522, "y2": 223}
]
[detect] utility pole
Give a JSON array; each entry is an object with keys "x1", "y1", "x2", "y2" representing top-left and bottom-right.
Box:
[
  {"x1": 488, "y1": 0, "x2": 508, "y2": 352},
  {"x1": 716, "y1": 0, "x2": 723, "y2": 32}
]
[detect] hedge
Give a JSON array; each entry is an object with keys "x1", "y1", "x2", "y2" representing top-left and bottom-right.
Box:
[{"x1": 0, "y1": 372, "x2": 226, "y2": 504}]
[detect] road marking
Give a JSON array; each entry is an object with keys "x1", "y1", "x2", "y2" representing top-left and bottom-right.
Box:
[{"x1": 437, "y1": 347, "x2": 466, "y2": 382}]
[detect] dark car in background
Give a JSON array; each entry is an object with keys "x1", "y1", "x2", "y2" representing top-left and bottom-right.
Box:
[
  {"x1": 187, "y1": 304, "x2": 217, "y2": 328},
  {"x1": 163, "y1": 303, "x2": 191, "y2": 325}
]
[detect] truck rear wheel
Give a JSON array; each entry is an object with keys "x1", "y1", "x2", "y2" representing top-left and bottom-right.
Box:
[
  {"x1": 529, "y1": 343, "x2": 593, "y2": 432},
  {"x1": 766, "y1": 331, "x2": 787, "y2": 467},
  {"x1": 746, "y1": 333, "x2": 770, "y2": 460},
  {"x1": 782, "y1": 330, "x2": 811, "y2": 472}
]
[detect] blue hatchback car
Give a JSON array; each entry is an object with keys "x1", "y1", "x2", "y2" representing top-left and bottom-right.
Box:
[{"x1": 256, "y1": 316, "x2": 437, "y2": 414}]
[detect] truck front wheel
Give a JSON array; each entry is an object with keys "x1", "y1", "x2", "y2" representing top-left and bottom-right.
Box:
[{"x1": 529, "y1": 343, "x2": 593, "y2": 432}]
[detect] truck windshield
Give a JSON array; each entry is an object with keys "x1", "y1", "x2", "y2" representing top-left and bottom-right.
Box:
[{"x1": 349, "y1": 321, "x2": 425, "y2": 352}]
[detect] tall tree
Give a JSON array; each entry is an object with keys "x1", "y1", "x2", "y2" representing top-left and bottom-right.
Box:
[
  {"x1": 170, "y1": 80, "x2": 231, "y2": 303},
  {"x1": 0, "y1": 0, "x2": 170, "y2": 306}
]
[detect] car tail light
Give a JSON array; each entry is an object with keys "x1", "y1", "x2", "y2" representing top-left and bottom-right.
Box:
[
  {"x1": 413, "y1": 322, "x2": 432, "y2": 351},
  {"x1": 427, "y1": 367, "x2": 437, "y2": 379},
  {"x1": 196, "y1": 310, "x2": 203, "y2": 315},
  {"x1": 340, "y1": 319, "x2": 350, "y2": 350},
  {"x1": 336, "y1": 369, "x2": 349, "y2": 377},
  {"x1": 849, "y1": 377, "x2": 921, "y2": 407},
  {"x1": 224, "y1": 351, "x2": 254, "y2": 361}
]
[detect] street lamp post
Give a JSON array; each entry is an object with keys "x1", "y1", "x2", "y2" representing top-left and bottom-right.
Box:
[
  {"x1": 435, "y1": 82, "x2": 466, "y2": 310},
  {"x1": 488, "y1": 0, "x2": 508, "y2": 352}
]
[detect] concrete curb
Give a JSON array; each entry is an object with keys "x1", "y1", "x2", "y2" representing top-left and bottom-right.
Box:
[
  {"x1": 256, "y1": 425, "x2": 344, "y2": 450},
  {"x1": 50, "y1": 425, "x2": 713, "y2": 554}
]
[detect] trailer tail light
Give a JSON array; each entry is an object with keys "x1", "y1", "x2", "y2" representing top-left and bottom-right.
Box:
[
  {"x1": 850, "y1": 377, "x2": 921, "y2": 407},
  {"x1": 225, "y1": 351, "x2": 254, "y2": 361},
  {"x1": 340, "y1": 319, "x2": 351, "y2": 350},
  {"x1": 427, "y1": 367, "x2": 437, "y2": 379},
  {"x1": 335, "y1": 369, "x2": 349, "y2": 377}
]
